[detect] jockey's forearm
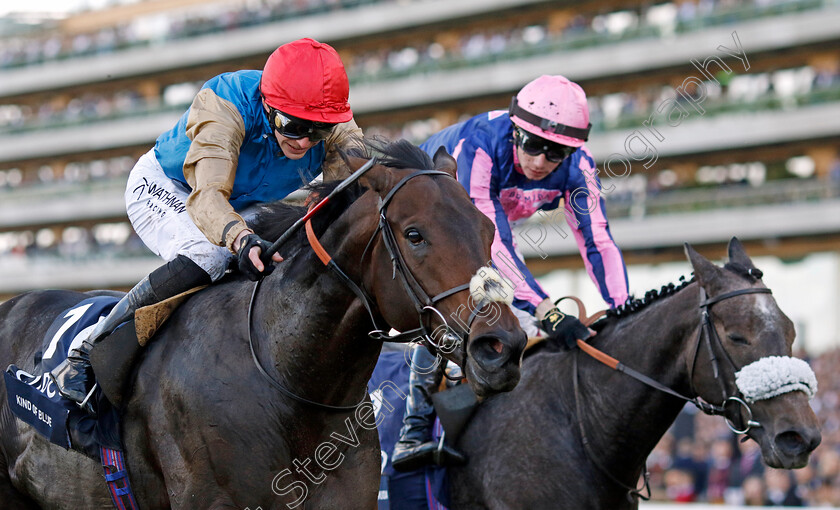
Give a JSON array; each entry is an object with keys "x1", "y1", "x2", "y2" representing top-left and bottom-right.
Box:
[{"x1": 186, "y1": 157, "x2": 248, "y2": 252}]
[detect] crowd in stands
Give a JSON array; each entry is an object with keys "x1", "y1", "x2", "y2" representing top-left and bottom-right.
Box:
[
  {"x1": 0, "y1": 154, "x2": 135, "y2": 190},
  {"x1": 364, "y1": 64, "x2": 840, "y2": 144},
  {"x1": 644, "y1": 348, "x2": 840, "y2": 506},
  {"x1": 0, "y1": 222, "x2": 147, "y2": 263},
  {"x1": 0, "y1": 0, "x2": 383, "y2": 69},
  {"x1": 2, "y1": 62, "x2": 837, "y2": 138},
  {"x1": 1, "y1": 0, "x2": 829, "y2": 72},
  {"x1": 1, "y1": 0, "x2": 837, "y2": 138}
]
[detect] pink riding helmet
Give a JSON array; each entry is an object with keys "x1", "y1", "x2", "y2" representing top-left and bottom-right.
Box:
[{"x1": 509, "y1": 75, "x2": 591, "y2": 148}]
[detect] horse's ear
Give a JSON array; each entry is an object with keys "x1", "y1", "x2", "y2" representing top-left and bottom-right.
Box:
[
  {"x1": 432, "y1": 146, "x2": 457, "y2": 179},
  {"x1": 684, "y1": 243, "x2": 722, "y2": 287},
  {"x1": 727, "y1": 237, "x2": 756, "y2": 270},
  {"x1": 356, "y1": 162, "x2": 393, "y2": 195},
  {"x1": 344, "y1": 155, "x2": 370, "y2": 174}
]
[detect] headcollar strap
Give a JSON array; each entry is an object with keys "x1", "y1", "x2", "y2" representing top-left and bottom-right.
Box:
[{"x1": 509, "y1": 96, "x2": 591, "y2": 141}]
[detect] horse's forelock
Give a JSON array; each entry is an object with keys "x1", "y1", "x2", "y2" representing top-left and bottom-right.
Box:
[{"x1": 723, "y1": 261, "x2": 763, "y2": 283}]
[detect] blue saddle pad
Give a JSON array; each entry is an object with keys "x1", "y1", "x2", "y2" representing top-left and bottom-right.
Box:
[
  {"x1": 368, "y1": 351, "x2": 450, "y2": 510},
  {"x1": 5, "y1": 296, "x2": 123, "y2": 456}
]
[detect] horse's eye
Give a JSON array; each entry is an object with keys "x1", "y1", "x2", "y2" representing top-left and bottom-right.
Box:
[
  {"x1": 728, "y1": 333, "x2": 749, "y2": 345},
  {"x1": 405, "y1": 228, "x2": 425, "y2": 245}
]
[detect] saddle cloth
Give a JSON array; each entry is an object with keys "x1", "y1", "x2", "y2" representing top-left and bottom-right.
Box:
[
  {"x1": 4, "y1": 295, "x2": 140, "y2": 508},
  {"x1": 5, "y1": 296, "x2": 123, "y2": 456}
]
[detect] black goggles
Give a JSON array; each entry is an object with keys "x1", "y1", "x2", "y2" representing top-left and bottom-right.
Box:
[
  {"x1": 514, "y1": 128, "x2": 577, "y2": 163},
  {"x1": 265, "y1": 106, "x2": 335, "y2": 142}
]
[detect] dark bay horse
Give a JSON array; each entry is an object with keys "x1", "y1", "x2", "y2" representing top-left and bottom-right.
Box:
[
  {"x1": 447, "y1": 238, "x2": 821, "y2": 510},
  {"x1": 0, "y1": 140, "x2": 526, "y2": 509}
]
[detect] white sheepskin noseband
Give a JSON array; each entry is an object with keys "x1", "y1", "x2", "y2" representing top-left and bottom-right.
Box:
[
  {"x1": 735, "y1": 356, "x2": 817, "y2": 403},
  {"x1": 469, "y1": 267, "x2": 514, "y2": 305}
]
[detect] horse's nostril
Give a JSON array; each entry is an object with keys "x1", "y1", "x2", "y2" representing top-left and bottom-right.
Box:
[
  {"x1": 775, "y1": 429, "x2": 819, "y2": 456},
  {"x1": 470, "y1": 335, "x2": 510, "y2": 368},
  {"x1": 489, "y1": 339, "x2": 504, "y2": 354}
]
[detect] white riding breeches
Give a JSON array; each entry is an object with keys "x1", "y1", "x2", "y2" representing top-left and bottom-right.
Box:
[{"x1": 125, "y1": 149, "x2": 233, "y2": 281}]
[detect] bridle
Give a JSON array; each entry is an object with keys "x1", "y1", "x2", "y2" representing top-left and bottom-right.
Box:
[
  {"x1": 569, "y1": 282, "x2": 773, "y2": 501},
  {"x1": 689, "y1": 285, "x2": 773, "y2": 434},
  {"x1": 314, "y1": 169, "x2": 492, "y2": 350},
  {"x1": 248, "y1": 168, "x2": 491, "y2": 411},
  {"x1": 359, "y1": 169, "x2": 486, "y2": 350}
]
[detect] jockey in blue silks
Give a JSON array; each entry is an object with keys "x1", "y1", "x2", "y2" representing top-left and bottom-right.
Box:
[{"x1": 49, "y1": 39, "x2": 362, "y2": 414}]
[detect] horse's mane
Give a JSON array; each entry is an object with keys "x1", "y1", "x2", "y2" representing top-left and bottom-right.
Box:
[
  {"x1": 250, "y1": 180, "x2": 362, "y2": 253},
  {"x1": 591, "y1": 259, "x2": 762, "y2": 332},
  {"x1": 347, "y1": 136, "x2": 435, "y2": 171},
  {"x1": 250, "y1": 137, "x2": 434, "y2": 254},
  {"x1": 589, "y1": 275, "x2": 696, "y2": 333}
]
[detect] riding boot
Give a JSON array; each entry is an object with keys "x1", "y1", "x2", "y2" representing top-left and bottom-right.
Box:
[
  {"x1": 391, "y1": 346, "x2": 467, "y2": 472},
  {"x1": 49, "y1": 255, "x2": 211, "y2": 414},
  {"x1": 49, "y1": 276, "x2": 158, "y2": 413}
]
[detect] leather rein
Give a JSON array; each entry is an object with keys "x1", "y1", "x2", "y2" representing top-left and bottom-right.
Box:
[
  {"x1": 567, "y1": 284, "x2": 772, "y2": 501},
  {"x1": 247, "y1": 168, "x2": 487, "y2": 412}
]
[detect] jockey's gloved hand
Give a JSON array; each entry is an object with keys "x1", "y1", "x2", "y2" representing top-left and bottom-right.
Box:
[
  {"x1": 237, "y1": 233, "x2": 276, "y2": 281},
  {"x1": 541, "y1": 307, "x2": 591, "y2": 349}
]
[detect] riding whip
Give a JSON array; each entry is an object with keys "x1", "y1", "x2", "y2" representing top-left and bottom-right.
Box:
[{"x1": 264, "y1": 157, "x2": 377, "y2": 259}]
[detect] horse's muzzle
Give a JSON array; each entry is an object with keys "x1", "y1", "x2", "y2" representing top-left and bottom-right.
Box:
[
  {"x1": 465, "y1": 331, "x2": 526, "y2": 398},
  {"x1": 765, "y1": 426, "x2": 822, "y2": 469},
  {"x1": 751, "y1": 392, "x2": 822, "y2": 469}
]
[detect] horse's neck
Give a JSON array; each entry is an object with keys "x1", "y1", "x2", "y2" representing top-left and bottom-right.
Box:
[
  {"x1": 252, "y1": 217, "x2": 383, "y2": 418},
  {"x1": 575, "y1": 284, "x2": 701, "y2": 479}
]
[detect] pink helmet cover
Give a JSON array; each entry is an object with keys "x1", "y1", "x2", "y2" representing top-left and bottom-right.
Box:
[{"x1": 509, "y1": 75, "x2": 591, "y2": 147}]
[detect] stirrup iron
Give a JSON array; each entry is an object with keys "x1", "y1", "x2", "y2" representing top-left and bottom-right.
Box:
[{"x1": 79, "y1": 383, "x2": 98, "y2": 416}]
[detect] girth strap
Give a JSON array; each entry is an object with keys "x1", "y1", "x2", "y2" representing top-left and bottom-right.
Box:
[{"x1": 100, "y1": 446, "x2": 140, "y2": 510}]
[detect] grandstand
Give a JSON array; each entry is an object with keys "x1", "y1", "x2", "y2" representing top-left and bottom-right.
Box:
[{"x1": 1, "y1": 0, "x2": 839, "y2": 340}]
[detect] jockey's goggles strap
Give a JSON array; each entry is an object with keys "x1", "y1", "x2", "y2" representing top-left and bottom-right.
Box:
[{"x1": 509, "y1": 96, "x2": 591, "y2": 141}]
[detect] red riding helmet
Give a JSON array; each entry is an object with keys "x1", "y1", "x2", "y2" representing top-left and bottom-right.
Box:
[{"x1": 261, "y1": 38, "x2": 353, "y2": 123}]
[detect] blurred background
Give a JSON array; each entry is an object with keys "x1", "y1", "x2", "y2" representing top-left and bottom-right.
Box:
[{"x1": 1, "y1": 0, "x2": 839, "y2": 506}]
